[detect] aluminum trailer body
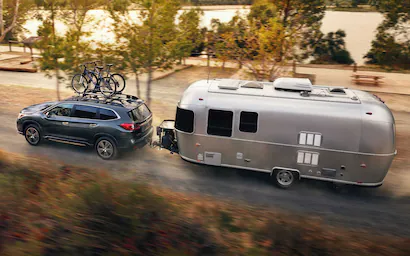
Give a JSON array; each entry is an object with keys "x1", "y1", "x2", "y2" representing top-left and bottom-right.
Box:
[{"x1": 173, "y1": 78, "x2": 396, "y2": 187}]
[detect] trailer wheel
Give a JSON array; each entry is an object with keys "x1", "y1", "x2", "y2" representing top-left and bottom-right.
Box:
[{"x1": 273, "y1": 169, "x2": 297, "y2": 189}]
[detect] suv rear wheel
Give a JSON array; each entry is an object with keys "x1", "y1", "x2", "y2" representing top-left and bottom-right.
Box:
[
  {"x1": 95, "y1": 137, "x2": 117, "y2": 160},
  {"x1": 24, "y1": 124, "x2": 41, "y2": 146}
]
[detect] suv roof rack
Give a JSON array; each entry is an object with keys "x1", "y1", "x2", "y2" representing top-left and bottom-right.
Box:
[{"x1": 64, "y1": 92, "x2": 143, "y2": 109}]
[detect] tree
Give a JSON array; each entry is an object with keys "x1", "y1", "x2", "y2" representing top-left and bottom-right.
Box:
[
  {"x1": 109, "y1": 0, "x2": 183, "y2": 106},
  {"x1": 0, "y1": 0, "x2": 20, "y2": 42},
  {"x1": 253, "y1": 0, "x2": 326, "y2": 61},
  {"x1": 59, "y1": 0, "x2": 103, "y2": 77},
  {"x1": 310, "y1": 30, "x2": 354, "y2": 64},
  {"x1": 35, "y1": 0, "x2": 66, "y2": 100},
  {"x1": 1, "y1": 0, "x2": 35, "y2": 42},
  {"x1": 175, "y1": 7, "x2": 204, "y2": 64},
  {"x1": 211, "y1": 1, "x2": 298, "y2": 81},
  {"x1": 364, "y1": 0, "x2": 410, "y2": 68},
  {"x1": 36, "y1": 0, "x2": 104, "y2": 99}
]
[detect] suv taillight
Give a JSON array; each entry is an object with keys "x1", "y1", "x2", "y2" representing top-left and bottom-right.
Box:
[{"x1": 120, "y1": 123, "x2": 141, "y2": 131}]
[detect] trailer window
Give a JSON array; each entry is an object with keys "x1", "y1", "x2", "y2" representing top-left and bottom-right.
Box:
[
  {"x1": 299, "y1": 132, "x2": 322, "y2": 147},
  {"x1": 297, "y1": 151, "x2": 319, "y2": 166},
  {"x1": 207, "y1": 109, "x2": 233, "y2": 137},
  {"x1": 175, "y1": 107, "x2": 194, "y2": 133},
  {"x1": 239, "y1": 111, "x2": 258, "y2": 133}
]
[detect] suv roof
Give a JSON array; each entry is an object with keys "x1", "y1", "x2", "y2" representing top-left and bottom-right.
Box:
[{"x1": 62, "y1": 93, "x2": 145, "y2": 112}]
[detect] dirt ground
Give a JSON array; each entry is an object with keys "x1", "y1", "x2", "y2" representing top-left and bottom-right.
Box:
[
  {"x1": 1, "y1": 84, "x2": 410, "y2": 197},
  {"x1": 1, "y1": 69, "x2": 410, "y2": 237}
]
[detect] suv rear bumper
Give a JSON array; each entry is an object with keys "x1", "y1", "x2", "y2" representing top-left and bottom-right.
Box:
[{"x1": 118, "y1": 127, "x2": 153, "y2": 150}]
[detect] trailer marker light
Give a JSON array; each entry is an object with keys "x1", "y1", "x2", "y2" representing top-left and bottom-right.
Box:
[
  {"x1": 366, "y1": 112, "x2": 373, "y2": 115},
  {"x1": 360, "y1": 163, "x2": 367, "y2": 168},
  {"x1": 199, "y1": 98, "x2": 203, "y2": 101},
  {"x1": 357, "y1": 181, "x2": 363, "y2": 184},
  {"x1": 195, "y1": 143, "x2": 201, "y2": 147}
]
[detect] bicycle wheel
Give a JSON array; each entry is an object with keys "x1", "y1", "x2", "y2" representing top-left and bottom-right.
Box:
[
  {"x1": 71, "y1": 74, "x2": 88, "y2": 93},
  {"x1": 86, "y1": 73, "x2": 99, "y2": 93},
  {"x1": 99, "y1": 77, "x2": 117, "y2": 97},
  {"x1": 111, "y1": 73, "x2": 126, "y2": 93}
]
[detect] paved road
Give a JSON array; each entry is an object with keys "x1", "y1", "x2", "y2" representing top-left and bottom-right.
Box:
[{"x1": 1, "y1": 66, "x2": 410, "y2": 238}]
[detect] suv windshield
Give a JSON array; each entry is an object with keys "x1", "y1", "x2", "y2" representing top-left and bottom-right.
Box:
[{"x1": 128, "y1": 104, "x2": 151, "y2": 123}]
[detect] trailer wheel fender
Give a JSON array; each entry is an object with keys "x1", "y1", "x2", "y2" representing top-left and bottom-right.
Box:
[{"x1": 271, "y1": 167, "x2": 300, "y2": 189}]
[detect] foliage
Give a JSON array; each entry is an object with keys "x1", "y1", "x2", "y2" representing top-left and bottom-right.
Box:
[
  {"x1": 35, "y1": 0, "x2": 105, "y2": 99},
  {"x1": 364, "y1": 29, "x2": 410, "y2": 69},
  {"x1": 1, "y1": 151, "x2": 410, "y2": 255},
  {"x1": 183, "y1": 0, "x2": 252, "y2": 5},
  {"x1": 364, "y1": 0, "x2": 410, "y2": 69},
  {"x1": 109, "y1": 0, "x2": 200, "y2": 105},
  {"x1": 267, "y1": 0, "x2": 326, "y2": 61},
  {"x1": 209, "y1": 0, "x2": 299, "y2": 80},
  {"x1": 34, "y1": 0, "x2": 66, "y2": 99},
  {"x1": 309, "y1": 29, "x2": 354, "y2": 64},
  {"x1": 174, "y1": 7, "x2": 204, "y2": 63}
]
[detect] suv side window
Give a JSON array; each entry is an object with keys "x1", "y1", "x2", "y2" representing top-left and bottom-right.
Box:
[
  {"x1": 49, "y1": 104, "x2": 73, "y2": 117},
  {"x1": 72, "y1": 105, "x2": 98, "y2": 119},
  {"x1": 99, "y1": 108, "x2": 117, "y2": 120}
]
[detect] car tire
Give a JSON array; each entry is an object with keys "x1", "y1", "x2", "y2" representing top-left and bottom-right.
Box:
[
  {"x1": 272, "y1": 169, "x2": 297, "y2": 189},
  {"x1": 95, "y1": 137, "x2": 117, "y2": 160},
  {"x1": 24, "y1": 124, "x2": 42, "y2": 146}
]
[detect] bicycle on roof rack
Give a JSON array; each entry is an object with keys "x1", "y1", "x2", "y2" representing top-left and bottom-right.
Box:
[{"x1": 71, "y1": 61, "x2": 125, "y2": 97}]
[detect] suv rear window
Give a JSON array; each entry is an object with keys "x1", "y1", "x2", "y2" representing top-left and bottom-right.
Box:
[
  {"x1": 99, "y1": 108, "x2": 117, "y2": 120},
  {"x1": 128, "y1": 104, "x2": 151, "y2": 122}
]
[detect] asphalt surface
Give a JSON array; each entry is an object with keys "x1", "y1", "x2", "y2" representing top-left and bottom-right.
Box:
[{"x1": 1, "y1": 66, "x2": 410, "y2": 238}]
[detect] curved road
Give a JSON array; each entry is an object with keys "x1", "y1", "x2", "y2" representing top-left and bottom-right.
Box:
[{"x1": 1, "y1": 67, "x2": 410, "y2": 238}]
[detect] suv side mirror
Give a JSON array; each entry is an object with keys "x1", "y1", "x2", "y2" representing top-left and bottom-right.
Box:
[{"x1": 45, "y1": 111, "x2": 51, "y2": 118}]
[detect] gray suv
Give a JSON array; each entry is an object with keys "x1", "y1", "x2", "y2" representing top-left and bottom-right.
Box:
[{"x1": 16, "y1": 94, "x2": 153, "y2": 160}]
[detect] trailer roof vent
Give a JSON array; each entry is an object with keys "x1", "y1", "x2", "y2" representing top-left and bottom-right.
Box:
[
  {"x1": 240, "y1": 81, "x2": 264, "y2": 89},
  {"x1": 217, "y1": 79, "x2": 240, "y2": 90},
  {"x1": 330, "y1": 88, "x2": 346, "y2": 94},
  {"x1": 273, "y1": 78, "x2": 313, "y2": 92}
]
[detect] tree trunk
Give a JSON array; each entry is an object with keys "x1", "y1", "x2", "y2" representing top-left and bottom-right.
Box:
[
  {"x1": 51, "y1": 1, "x2": 60, "y2": 100},
  {"x1": 56, "y1": 68, "x2": 60, "y2": 100},
  {"x1": 146, "y1": 67, "x2": 152, "y2": 107},
  {"x1": 0, "y1": 0, "x2": 20, "y2": 43},
  {"x1": 135, "y1": 71, "x2": 140, "y2": 98},
  {"x1": 0, "y1": 0, "x2": 4, "y2": 38},
  {"x1": 207, "y1": 52, "x2": 210, "y2": 67}
]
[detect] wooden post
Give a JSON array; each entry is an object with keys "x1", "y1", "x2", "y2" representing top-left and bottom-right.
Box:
[
  {"x1": 9, "y1": 41, "x2": 12, "y2": 52},
  {"x1": 293, "y1": 60, "x2": 296, "y2": 74},
  {"x1": 353, "y1": 62, "x2": 357, "y2": 72},
  {"x1": 30, "y1": 47, "x2": 33, "y2": 61}
]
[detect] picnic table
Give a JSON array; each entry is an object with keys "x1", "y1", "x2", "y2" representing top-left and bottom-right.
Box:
[
  {"x1": 8, "y1": 36, "x2": 42, "y2": 61},
  {"x1": 351, "y1": 73, "x2": 384, "y2": 86}
]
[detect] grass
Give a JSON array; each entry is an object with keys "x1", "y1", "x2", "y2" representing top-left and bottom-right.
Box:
[
  {"x1": 327, "y1": 6, "x2": 378, "y2": 12},
  {"x1": 1, "y1": 150, "x2": 410, "y2": 256}
]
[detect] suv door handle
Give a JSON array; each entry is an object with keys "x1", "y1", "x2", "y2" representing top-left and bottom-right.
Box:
[
  {"x1": 89, "y1": 124, "x2": 97, "y2": 128},
  {"x1": 62, "y1": 122, "x2": 69, "y2": 126}
]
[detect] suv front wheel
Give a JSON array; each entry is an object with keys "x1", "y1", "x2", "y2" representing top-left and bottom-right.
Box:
[
  {"x1": 24, "y1": 124, "x2": 42, "y2": 146},
  {"x1": 95, "y1": 137, "x2": 117, "y2": 160}
]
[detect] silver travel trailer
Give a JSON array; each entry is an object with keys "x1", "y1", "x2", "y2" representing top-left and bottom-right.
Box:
[{"x1": 167, "y1": 77, "x2": 397, "y2": 188}]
